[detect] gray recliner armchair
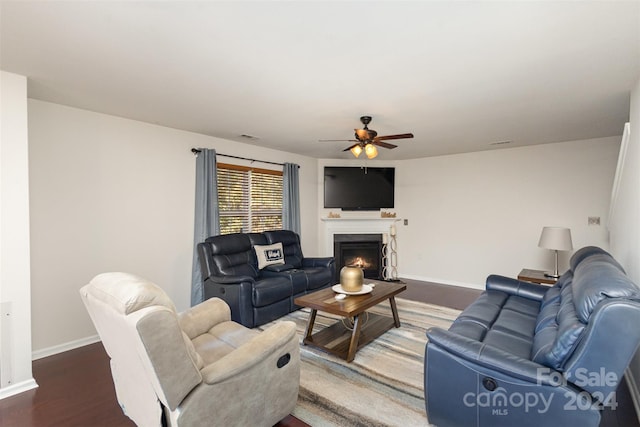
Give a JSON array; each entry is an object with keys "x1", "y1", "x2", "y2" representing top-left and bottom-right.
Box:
[{"x1": 80, "y1": 272, "x2": 299, "y2": 427}]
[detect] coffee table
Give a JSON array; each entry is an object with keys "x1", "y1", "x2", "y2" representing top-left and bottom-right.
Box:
[{"x1": 294, "y1": 280, "x2": 406, "y2": 362}]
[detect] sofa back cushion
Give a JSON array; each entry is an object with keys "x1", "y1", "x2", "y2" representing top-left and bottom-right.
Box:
[
  {"x1": 87, "y1": 272, "x2": 177, "y2": 315},
  {"x1": 572, "y1": 253, "x2": 636, "y2": 323},
  {"x1": 533, "y1": 274, "x2": 566, "y2": 334},
  {"x1": 531, "y1": 247, "x2": 640, "y2": 370},
  {"x1": 204, "y1": 233, "x2": 259, "y2": 278},
  {"x1": 247, "y1": 233, "x2": 268, "y2": 270},
  {"x1": 264, "y1": 230, "x2": 303, "y2": 268},
  {"x1": 531, "y1": 281, "x2": 585, "y2": 369},
  {"x1": 569, "y1": 246, "x2": 610, "y2": 271}
]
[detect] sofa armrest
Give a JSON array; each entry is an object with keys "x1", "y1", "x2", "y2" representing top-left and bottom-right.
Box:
[
  {"x1": 486, "y1": 274, "x2": 547, "y2": 301},
  {"x1": 426, "y1": 327, "x2": 558, "y2": 386},
  {"x1": 178, "y1": 297, "x2": 231, "y2": 338},
  {"x1": 302, "y1": 257, "x2": 335, "y2": 269},
  {"x1": 205, "y1": 274, "x2": 256, "y2": 285},
  {"x1": 263, "y1": 263, "x2": 297, "y2": 273},
  {"x1": 200, "y1": 321, "x2": 297, "y2": 385}
]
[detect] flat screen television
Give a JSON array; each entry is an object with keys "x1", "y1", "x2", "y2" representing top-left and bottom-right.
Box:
[{"x1": 324, "y1": 166, "x2": 395, "y2": 210}]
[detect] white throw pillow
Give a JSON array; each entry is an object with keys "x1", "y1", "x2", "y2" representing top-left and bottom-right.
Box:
[{"x1": 254, "y1": 243, "x2": 286, "y2": 269}]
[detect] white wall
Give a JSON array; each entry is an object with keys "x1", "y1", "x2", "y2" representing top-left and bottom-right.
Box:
[
  {"x1": 28, "y1": 99, "x2": 318, "y2": 355},
  {"x1": 397, "y1": 138, "x2": 619, "y2": 288},
  {"x1": 609, "y1": 76, "x2": 640, "y2": 415},
  {"x1": 0, "y1": 71, "x2": 36, "y2": 397}
]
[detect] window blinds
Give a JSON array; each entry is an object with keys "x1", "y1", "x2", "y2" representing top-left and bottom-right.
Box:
[{"x1": 217, "y1": 163, "x2": 283, "y2": 235}]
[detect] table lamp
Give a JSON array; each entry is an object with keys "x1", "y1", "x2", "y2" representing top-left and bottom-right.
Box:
[{"x1": 538, "y1": 226, "x2": 573, "y2": 278}]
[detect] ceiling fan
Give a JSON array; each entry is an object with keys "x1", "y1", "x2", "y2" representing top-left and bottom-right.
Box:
[{"x1": 320, "y1": 116, "x2": 414, "y2": 159}]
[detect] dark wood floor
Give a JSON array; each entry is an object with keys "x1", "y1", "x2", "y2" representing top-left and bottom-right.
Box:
[{"x1": 0, "y1": 279, "x2": 636, "y2": 427}]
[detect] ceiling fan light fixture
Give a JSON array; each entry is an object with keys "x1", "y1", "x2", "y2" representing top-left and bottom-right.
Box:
[
  {"x1": 323, "y1": 116, "x2": 412, "y2": 158},
  {"x1": 350, "y1": 144, "x2": 363, "y2": 158},
  {"x1": 365, "y1": 143, "x2": 378, "y2": 159}
]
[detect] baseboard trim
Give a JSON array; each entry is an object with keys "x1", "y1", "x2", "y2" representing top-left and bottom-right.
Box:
[
  {"x1": 32, "y1": 335, "x2": 100, "y2": 360},
  {"x1": 400, "y1": 274, "x2": 484, "y2": 291},
  {"x1": 0, "y1": 378, "x2": 38, "y2": 400},
  {"x1": 624, "y1": 369, "x2": 640, "y2": 424}
]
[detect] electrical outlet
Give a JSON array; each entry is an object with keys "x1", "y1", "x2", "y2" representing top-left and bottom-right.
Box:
[
  {"x1": 588, "y1": 216, "x2": 601, "y2": 226},
  {"x1": 404, "y1": 219, "x2": 408, "y2": 226}
]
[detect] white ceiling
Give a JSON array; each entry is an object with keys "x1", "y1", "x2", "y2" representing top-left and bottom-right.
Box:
[{"x1": 1, "y1": 1, "x2": 639, "y2": 160}]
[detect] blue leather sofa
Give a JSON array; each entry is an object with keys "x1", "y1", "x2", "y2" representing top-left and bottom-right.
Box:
[
  {"x1": 197, "y1": 230, "x2": 334, "y2": 328},
  {"x1": 425, "y1": 246, "x2": 640, "y2": 427}
]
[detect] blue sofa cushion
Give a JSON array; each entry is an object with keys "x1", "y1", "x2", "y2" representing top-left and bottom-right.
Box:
[
  {"x1": 448, "y1": 291, "x2": 507, "y2": 342},
  {"x1": 483, "y1": 329, "x2": 533, "y2": 359},
  {"x1": 452, "y1": 290, "x2": 507, "y2": 329},
  {"x1": 448, "y1": 290, "x2": 539, "y2": 359},
  {"x1": 531, "y1": 281, "x2": 585, "y2": 369},
  {"x1": 535, "y1": 293, "x2": 561, "y2": 334},
  {"x1": 534, "y1": 273, "x2": 570, "y2": 333}
]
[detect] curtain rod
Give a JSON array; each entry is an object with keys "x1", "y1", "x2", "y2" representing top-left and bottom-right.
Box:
[{"x1": 191, "y1": 148, "x2": 298, "y2": 168}]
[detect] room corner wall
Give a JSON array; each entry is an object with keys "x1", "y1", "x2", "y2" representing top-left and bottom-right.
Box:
[{"x1": 0, "y1": 71, "x2": 37, "y2": 398}]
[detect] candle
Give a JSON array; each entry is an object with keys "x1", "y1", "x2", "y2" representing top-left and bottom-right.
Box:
[
  {"x1": 390, "y1": 224, "x2": 396, "y2": 236},
  {"x1": 382, "y1": 233, "x2": 388, "y2": 244}
]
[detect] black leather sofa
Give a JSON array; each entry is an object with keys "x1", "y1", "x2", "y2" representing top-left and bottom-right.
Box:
[
  {"x1": 424, "y1": 246, "x2": 640, "y2": 427},
  {"x1": 197, "y1": 230, "x2": 334, "y2": 328}
]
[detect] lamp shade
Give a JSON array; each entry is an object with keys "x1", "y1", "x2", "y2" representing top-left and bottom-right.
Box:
[
  {"x1": 538, "y1": 227, "x2": 573, "y2": 251},
  {"x1": 350, "y1": 144, "x2": 362, "y2": 158}
]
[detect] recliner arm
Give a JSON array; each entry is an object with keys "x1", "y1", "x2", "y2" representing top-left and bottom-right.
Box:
[
  {"x1": 302, "y1": 257, "x2": 335, "y2": 269},
  {"x1": 486, "y1": 274, "x2": 547, "y2": 301},
  {"x1": 200, "y1": 321, "x2": 297, "y2": 385},
  {"x1": 426, "y1": 327, "x2": 559, "y2": 386},
  {"x1": 179, "y1": 298, "x2": 231, "y2": 338}
]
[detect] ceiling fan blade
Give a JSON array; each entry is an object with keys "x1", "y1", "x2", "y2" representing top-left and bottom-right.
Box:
[
  {"x1": 373, "y1": 141, "x2": 398, "y2": 149},
  {"x1": 319, "y1": 139, "x2": 358, "y2": 142},
  {"x1": 374, "y1": 133, "x2": 414, "y2": 141},
  {"x1": 343, "y1": 143, "x2": 360, "y2": 152}
]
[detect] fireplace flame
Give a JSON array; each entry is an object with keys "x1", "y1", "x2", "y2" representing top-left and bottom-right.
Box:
[{"x1": 349, "y1": 257, "x2": 372, "y2": 269}]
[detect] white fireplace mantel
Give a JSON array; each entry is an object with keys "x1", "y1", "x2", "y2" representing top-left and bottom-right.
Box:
[{"x1": 321, "y1": 217, "x2": 400, "y2": 256}]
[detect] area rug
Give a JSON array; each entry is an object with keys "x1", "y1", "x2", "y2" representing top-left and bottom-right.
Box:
[{"x1": 260, "y1": 298, "x2": 460, "y2": 427}]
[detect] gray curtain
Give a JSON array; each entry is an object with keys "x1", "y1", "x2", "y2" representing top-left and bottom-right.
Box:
[
  {"x1": 283, "y1": 162, "x2": 301, "y2": 235},
  {"x1": 191, "y1": 148, "x2": 220, "y2": 306}
]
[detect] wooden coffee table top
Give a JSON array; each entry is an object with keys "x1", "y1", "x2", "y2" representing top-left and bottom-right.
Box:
[{"x1": 294, "y1": 280, "x2": 406, "y2": 317}]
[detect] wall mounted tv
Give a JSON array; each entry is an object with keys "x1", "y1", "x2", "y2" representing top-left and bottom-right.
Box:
[{"x1": 324, "y1": 166, "x2": 395, "y2": 210}]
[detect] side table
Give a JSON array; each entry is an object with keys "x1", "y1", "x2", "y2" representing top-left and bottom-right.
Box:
[{"x1": 517, "y1": 268, "x2": 557, "y2": 285}]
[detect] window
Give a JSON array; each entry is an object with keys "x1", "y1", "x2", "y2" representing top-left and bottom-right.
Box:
[{"x1": 217, "y1": 163, "x2": 283, "y2": 235}]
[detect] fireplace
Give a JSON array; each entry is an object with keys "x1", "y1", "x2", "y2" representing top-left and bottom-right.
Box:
[{"x1": 333, "y1": 234, "x2": 383, "y2": 281}]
